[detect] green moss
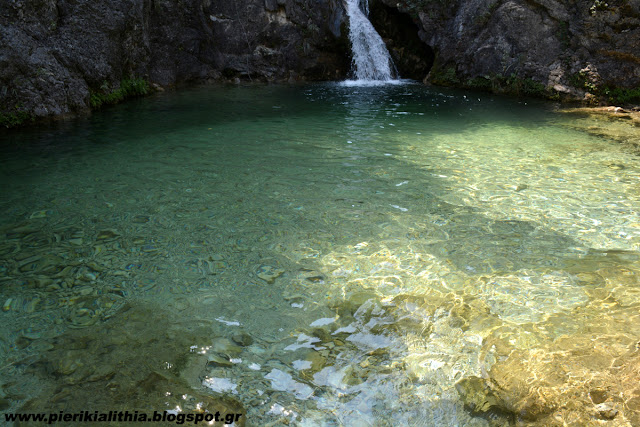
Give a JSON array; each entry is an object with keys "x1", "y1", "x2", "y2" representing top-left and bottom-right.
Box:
[
  {"x1": 429, "y1": 66, "x2": 461, "y2": 86},
  {"x1": 474, "y1": 74, "x2": 548, "y2": 98},
  {"x1": 604, "y1": 87, "x2": 640, "y2": 105},
  {"x1": 466, "y1": 76, "x2": 493, "y2": 91},
  {"x1": 0, "y1": 107, "x2": 34, "y2": 129},
  {"x1": 569, "y1": 70, "x2": 598, "y2": 94},
  {"x1": 430, "y1": 62, "x2": 549, "y2": 98},
  {"x1": 499, "y1": 74, "x2": 547, "y2": 97},
  {"x1": 89, "y1": 77, "x2": 150, "y2": 109},
  {"x1": 569, "y1": 70, "x2": 640, "y2": 105}
]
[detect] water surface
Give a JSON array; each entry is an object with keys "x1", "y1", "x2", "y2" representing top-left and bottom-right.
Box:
[{"x1": 2, "y1": 83, "x2": 640, "y2": 425}]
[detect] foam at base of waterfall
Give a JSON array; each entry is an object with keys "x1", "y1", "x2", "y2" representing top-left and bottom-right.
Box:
[{"x1": 340, "y1": 79, "x2": 409, "y2": 87}]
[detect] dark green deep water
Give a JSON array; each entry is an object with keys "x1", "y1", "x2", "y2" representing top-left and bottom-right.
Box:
[{"x1": 2, "y1": 83, "x2": 640, "y2": 425}]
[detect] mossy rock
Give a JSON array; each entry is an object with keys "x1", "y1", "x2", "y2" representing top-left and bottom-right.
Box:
[
  {"x1": 0, "y1": 108, "x2": 34, "y2": 129},
  {"x1": 89, "y1": 77, "x2": 150, "y2": 109}
]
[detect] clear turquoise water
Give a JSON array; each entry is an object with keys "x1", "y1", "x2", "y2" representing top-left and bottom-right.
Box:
[{"x1": 2, "y1": 83, "x2": 640, "y2": 425}]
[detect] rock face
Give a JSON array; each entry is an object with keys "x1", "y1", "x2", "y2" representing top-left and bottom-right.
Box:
[
  {"x1": 2, "y1": 0, "x2": 639, "y2": 124},
  {"x1": 374, "y1": 0, "x2": 640, "y2": 100},
  {"x1": 0, "y1": 0, "x2": 350, "y2": 121}
]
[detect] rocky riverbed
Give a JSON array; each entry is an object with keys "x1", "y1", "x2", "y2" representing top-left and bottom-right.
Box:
[{"x1": 558, "y1": 106, "x2": 640, "y2": 152}]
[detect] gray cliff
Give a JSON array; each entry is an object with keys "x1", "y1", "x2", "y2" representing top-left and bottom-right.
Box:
[
  {"x1": 374, "y1": 0, "x2": 639, "y2": 100},
  {"x1": 0, "y1": 0, "x2": 349, "y2": 122},
  {"x1": 1, "y1": 0, "x2": 639, "y2": 126}
]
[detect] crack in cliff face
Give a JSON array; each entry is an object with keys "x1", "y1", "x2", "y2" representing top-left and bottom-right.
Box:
[{"x1": 367, "y1": 0, "x2": 435, "y2": 81}]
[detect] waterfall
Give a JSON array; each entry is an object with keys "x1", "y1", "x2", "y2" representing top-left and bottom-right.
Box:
[{"x1": 345, "y1": 0, "x2": 397, "y2": 82}]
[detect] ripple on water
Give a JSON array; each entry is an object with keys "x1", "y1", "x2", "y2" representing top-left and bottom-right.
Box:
[{"x1": 1, "y1": 84, "x2": 640, "y2": 425}]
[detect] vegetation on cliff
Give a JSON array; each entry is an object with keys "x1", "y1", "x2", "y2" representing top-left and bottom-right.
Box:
[
  {"x1": 0, "y1": 107, "x2": 33, "y2": 129},
  {"x1": 429, "y1": 65, "x2": 550, "y2": 98},
  {"x1": 89, "y1": 78, "x2": 151, "y2": 109}
]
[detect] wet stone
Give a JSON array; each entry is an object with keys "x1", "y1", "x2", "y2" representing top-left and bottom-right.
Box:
[
  {"x1": 23, "y1": 298, "x2": 40, "y2": 313},
  {"x1": 8, "y1": 297, "x2": 22, "y2": 312},
  {"x1": 232, "y1": 332, "x2": 254, "y2": 347},
  {"x1": 55, "y1": 353, "x2": 82, "y2": 375},
  {"x1": 85, "y1": 262, "x2": 105, "y2": 272},
  {"x1": 334, "y1": 291, "x2": 379, "y2": 316},
  {"x1": 171, "y1": 298, "x2": 189, "y2": 311},
  {"x1": 311, "y1": 328, "x2": 331, "y2": 342},
  {"x1": 589, "y1": 389, "x2": 608, "y2": 404},
  {"x1": 257, "y1": 265, "x2": 285, "y2": 284},
  {"x1": 79, "y1": 272, "x2": 97, "y2": 282},
  {"x1": 207, "y1": 354, "x2": 233, "y2": 368},
  {"x1": 6, "y1": 224, "x2": 39, "y2": 239},
  {"x1": 342, "y1": 365, "x2": 364, "y2": 386},
  {"x1": 213, "y1": 260, "x2": 227, "y2": 271},
  {"x1": 305, "y1": 350, "x2": 327, "y2": 371},
  {"x1": 77, "y1": 286, "x2": 95, "y2": 296},
  {"x1": 96, "y1": 230, "x2": 120, "y2": 240},
  {"x1": 18, "y1": 255, "x2": 63, "y2": 273},
  {"x1": 68, "y1": 308, "x2": 98, "y2": 328},
  {"x1": 132, "y1": 215, "x2": 150, "y2": 223},
  {"x1": 25, "y1": 277, "x2": 53, "y2": 289},
  {"x1": 14, "y1": 336, "x2": 32, "y2": 350},
  {"x1": 29, "y1": 210, "x2": 52, "y2": 219},
  {"x1": 211, "y1": 337, "x2": 242, "y2": 357},
  {"x1": 456, "y1": 376, "x2": 497, "y2": 415},
  {"x1": 595, "y1": 402, "x2": 618, "y2": 420}
]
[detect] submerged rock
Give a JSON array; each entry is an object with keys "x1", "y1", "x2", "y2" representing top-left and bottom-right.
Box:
[
  {"x1": 96, "y1": 230, "x2": 120, "y2": 241},
  {"x1": 456, "y1": 376, "x2": 499, "y2": 415},
  {"x1": 206, "y1": 354, "x2": 234, "y2": 368},
  {"x1": 211, "y1": 337, "x2": 243, "y2": 358},
  {"x1": 256, "y1": 265, "x2": 285, "y2": 284},
  {"x1": 232, "y1": 332, "x2": 254, "y2": 347},
  {"x1": 462, "y1": 334, "x2": 640, "y2": 425},
  {"x1": 13, "y1": 305, "x2": 245, "y2": 426}
]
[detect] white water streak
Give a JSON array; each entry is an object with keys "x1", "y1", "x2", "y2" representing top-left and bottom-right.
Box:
[{"x1": 345, "y1": 0, "x2": 396, "y2": 81}]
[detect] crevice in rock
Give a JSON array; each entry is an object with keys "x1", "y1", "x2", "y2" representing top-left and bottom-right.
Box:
[{"x1": 368, "y1": 1, "x2": 434, "y2": 81}]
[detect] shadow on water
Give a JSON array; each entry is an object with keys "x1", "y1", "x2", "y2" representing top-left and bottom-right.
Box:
[
  {"x1": 9, "y1": 302, "x2": 247, "y2": 426},
  {"x1": 1, "y1": 82, "x2": 640, "y2": 425}
]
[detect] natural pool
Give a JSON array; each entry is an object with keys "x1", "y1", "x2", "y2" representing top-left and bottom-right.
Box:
[{"x1": 1, "y1": 82, "x2": 640, "y2": 426}]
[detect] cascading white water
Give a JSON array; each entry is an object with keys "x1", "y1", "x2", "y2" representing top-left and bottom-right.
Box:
[{"x1": 345, "y1": 0, "x2": 396, "y2": 82}]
